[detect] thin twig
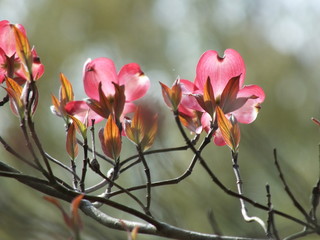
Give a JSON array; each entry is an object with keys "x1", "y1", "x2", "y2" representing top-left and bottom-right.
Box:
[
  {"x1": 77, "y1": 138, "x2": 114, "y2": 165},
  {"x1": 0, "y1": 135, "x2": 40, "y2": 170},
  {"x1": 137, "y1": 145, "x2": 152, "y2": 216},
  {"x1": 283, "y1": 228, "x2": 313, "y2": 240},
  {"x1": 20, "y1": 117, "x2": 43, "y2": 169},
  {"x1": 266, "y1": 184, "x2": 279, "y2": 240},
  {"x1": 81, "y1": 200, "x2": 267, "y2": 240},
  {"x1": 24, "y1": 81, "x2": 55, "y2": 182},
  {"x1": 85, "y1": 179, "x2": 108, "y2": 193},
  {"x1": 45, "y1": 152, "x2": 80, "y2": 181},
  {"x1": 0, "y1": 94, "x2": 9, "y2": 106},
  {"x1": 120, "y1": 145, "x2": 189, "y2": 171},
  {"x1": 80, "y1": 138, "x2": 89, "y2": 192},
  {"x1": 273, "y1": 149, "x2": 312, "y2": 223},
  {"x1": 88, "y1": 162, "x2": 150, "y2": 215},
  {"x1": 110, "y1": 127, "x2": 215, "y2": 198},
  {"x1": 231, "y1": 151, "x2": 267, "y2": 233},
  {"x1": 172, "y1": 111, "x2": 313, "y2": 229}
]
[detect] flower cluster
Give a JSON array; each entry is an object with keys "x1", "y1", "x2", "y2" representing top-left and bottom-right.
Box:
[
  {"x1": 1, "y1": 20, "x2": 265, "y2": 157},
  {"x1": 0, "y1": 20, "x2": 45, "y2": 118},
  {"x1": 161, "y1": 49, "x2": 265, "y2": 150},
  {"x1": 0, "y1": 20, "x2": 44, "y2": 84}
]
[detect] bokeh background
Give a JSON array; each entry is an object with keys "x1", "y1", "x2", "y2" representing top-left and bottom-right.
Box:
[{"x1": 0, "y1": 0, "x2": 319, "y2": 239}]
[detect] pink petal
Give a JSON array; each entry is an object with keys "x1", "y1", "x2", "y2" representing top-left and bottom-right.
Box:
[
  {"x1": 0, "y1": 20, "x2": 26, "y2": 57},
  {"x1": 118, "y1": 63, "x2": 150, "y2": 101},
  {"x1": 200, "y1": 113, "x2": 226, "y2": 146},
  {"x1": 180, "y1": 79, "x2": 198, "y2": 93},
  {"x1": 31, "y1": 48, "x2": 44, "y2": 80},
  {"x1": 213, "y1": 129, "x2": 227, "y2": 146},
  {"x1": 195, "y1": 49, "x2": 246, "y2": 97},
  {"x1": 121, "y1": 102, "x2": 136, "y2": 121},
  {"x1": 178, "y1": 105, "x2": 203, "y2": 134},
  {"x1": 0, "y1": 48, "x2": 6, "y2": 83},
  {"x1": 83, "y1": 58, "x2": 118, "y2": 100},
  {"x1": 201, "y1": 112, "x2": 212, "y2": 133},
  {"x1": 65, "y1": 100, "x2": 104, "y2": 125},
  {"x1": 231, "y1": 85, "x2": 265, "y2": 124},
  {"x1": 180, "y1": 79, "x2": 203, "y2": 111}
]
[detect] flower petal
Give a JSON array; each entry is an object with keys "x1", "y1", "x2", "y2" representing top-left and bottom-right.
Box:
[
  {"x1": 65, "y1": 100, "x2": 104, "y2": 125},
  {"x1": 83, "y1": 58, "x2": 118, "y2": 100},
  {"x1": 118, "y1": 63, "x2": 150, "y2": 101},
  {"x1": 180, "y1": 79, "x2": 203, "y2": 111},
  {"x1": 0, "y1": 20, "x2": 26, "y2": 57},
  {"x1": 231, "y1": 85, "x2": 265, "y2": 124},
  {"x1": 213, "y1": 129, "x2": 227, "y2": 146},
  {"x1": 195, "y1": 49, "x2": 246, "y2": 97}
]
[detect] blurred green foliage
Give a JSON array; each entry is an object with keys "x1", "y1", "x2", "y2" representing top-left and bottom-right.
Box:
[{"x1": 0, "y1": 0, "x2": 319, "y2": 239}]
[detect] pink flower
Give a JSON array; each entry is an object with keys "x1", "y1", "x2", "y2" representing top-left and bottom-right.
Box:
[
  {"x1": 180, "y1": 49, "x2": 265, "y2": 146},
  {"x1": 0, "y1": 20, "x2": 44, "y2": 83},
  {"x1": 65, "y1": 57, "x2": 150, "y2": 125}
]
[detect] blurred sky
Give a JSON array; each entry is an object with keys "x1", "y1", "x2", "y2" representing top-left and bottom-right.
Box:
[{"x1": 1, "y1": 0, "x2": 320, "y2": 239}]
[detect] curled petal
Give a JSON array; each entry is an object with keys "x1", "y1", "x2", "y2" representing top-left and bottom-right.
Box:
[
  {"x1": 83, "y1": 57, "x2": 117, "y2": 100},
  {"x1": 231, "y1": 85, "x2": 265, "y2": 124},
  {"x1": 195, "y1": 49, "x2": 246, "y2": 97},
  {"x1": 118, "y1": 63, "x2": 150, "y2": 101}
]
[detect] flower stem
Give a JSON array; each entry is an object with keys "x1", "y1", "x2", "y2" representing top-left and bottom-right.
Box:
[{"x1": 231, "y1": 151, "x2": 267, "y2": 233}]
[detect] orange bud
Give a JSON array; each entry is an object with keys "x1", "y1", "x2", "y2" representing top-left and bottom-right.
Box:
[
  {"x1": 66, "y1": 122, "x2": 79, "y2": 159},
  {"x1": 12, "y1": 25, "x2": 32, "y2": 80},
  {"x1": 125, "y1": 107, "x2": 158, "y2": 151},
  {"x1": 160, "y1": 78, "x2": 182, "y2": 111},
  {"x1": 4, "y1": 77, "x2": 24, "y2": 117},
  {"x1": 216, "y1": 106, "x2": 240, "y2": 152},
  {"x1": 99, "y1": 115, "x2": 122, "y2": 160},
  {"x1": 140, "y1": 114, "x2": 158, "y2": 151},
  {"x1": 69, "y1": 115, "x2": 87, "y2": 140},
  {"x1": 125, "y1": 107, "x2": 144, "y2": 145},
  {"x1": 59, "y1": 73, "x2": 74, "y2": 103},
  {"x1": 51, "y1": 94, "x2": 61, "y2": 116}
]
